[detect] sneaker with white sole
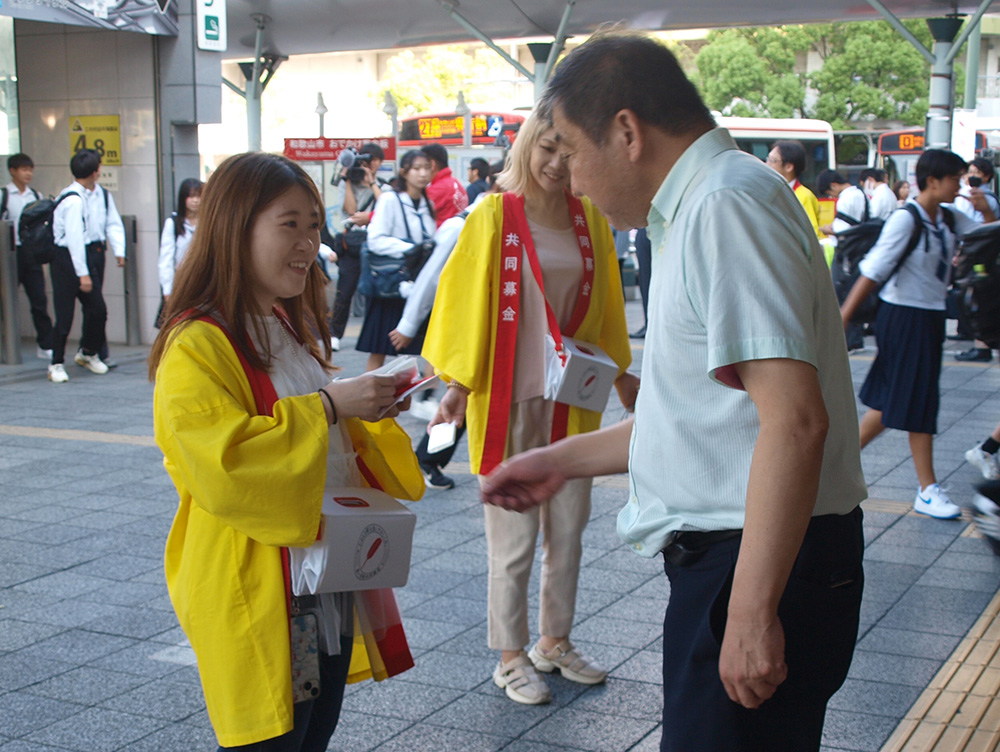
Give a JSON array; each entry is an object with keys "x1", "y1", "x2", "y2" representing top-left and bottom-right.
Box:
[
  {"x1": 74, "y1": 350, "x2": 109, "y2": 375},
  {"x1": 36, "y1": 347, "x2": 53, "y2": 360},
  {"x1": 966, "y1": 444, "x2": 1000, "y2": 480},
  {"x1": 529, "y1": 640, "x2": 607, "y2": 685},
  {"x1": 330, "y1": 336, "x2": 340, "y2": 352},
  {"x1": 974, "y1": 482, "x2": 1000, "y2": 556},
  {"x1": 493, "y1": 655, "x2": 551, "y2": 705},
  {"x1": 914, "y1": 483, "x2": 961, "y2": 520},
  {"x1": 47, "y1": 364, "x2": 69, "y2": 383}
]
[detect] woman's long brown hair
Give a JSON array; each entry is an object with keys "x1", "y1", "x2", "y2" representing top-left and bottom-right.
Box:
[{"x1": 148, "y1": 152, "x2": 333, "y2": 380}]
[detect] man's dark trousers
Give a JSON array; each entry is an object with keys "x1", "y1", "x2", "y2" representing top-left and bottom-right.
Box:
[
  {"x1": 660, "y1": 506, "x2": 864, "y2": 751},
  {"x1": 330, "y1": 250, "x2": 361, "y2": 339},
  {"x1": 50, "y1": 243, "x2": 107, "y2": 364},
  {"x1": 16, "y1": 244, "x2": 53, "y2": 350}
]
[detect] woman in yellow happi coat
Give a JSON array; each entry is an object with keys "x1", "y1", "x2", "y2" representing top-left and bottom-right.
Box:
[
  {"x1": 149, "y1": 153, "x2": 423, "y2": 750},
  {"x1": 422, "y1": 112, "x2": 636, "y2": 705}
]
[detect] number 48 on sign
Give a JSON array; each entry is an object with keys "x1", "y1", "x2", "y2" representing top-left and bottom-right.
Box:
[{"x1": 69, "y1": 115, "x2": 122, "y2": 166}]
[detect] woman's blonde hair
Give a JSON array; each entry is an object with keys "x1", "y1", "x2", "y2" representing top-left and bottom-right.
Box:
[
  {"x1": 496, "y1": 110, "x2": 554, "y2": 198},
  {"x1": 148, "y1": 152, "x2": 332, "y2": 379}
]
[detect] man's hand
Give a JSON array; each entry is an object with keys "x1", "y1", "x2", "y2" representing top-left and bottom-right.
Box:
[
  {"x1": 116, "y1": 256, "x2": 126, "y2": 268},
  {"x1": 349, "y1": 211, "x2": 373, "y2": 227},
  {"x1": 429, "y1": 385, "x2": 467, "y2": 429},
  {"x1": 971, "y1": 189, "x2": 998, "y2": 223},
  {"x1": 614, "y1": 371, "x2": 640, "y2": 412},
  {"x1": 481, "y1": 447, "x2": 568, "y2": 512},
  {"x1": 388, "y1": 329, "x2": 412, "y2": 351},
  {"x1": 79, "y1": 275, "x2": 93, "y2": 293},
  {"x1": 718, "y1": 610, "x2": 788, "y2": 708}
]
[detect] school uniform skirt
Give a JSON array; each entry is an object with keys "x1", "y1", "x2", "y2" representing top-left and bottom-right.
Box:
[
  {"x1": 859, "y1": 300, "x2": 945, "y2": 434},
  {"x1": 355, "y1": 297, "x2": 426, "y2": 356}
]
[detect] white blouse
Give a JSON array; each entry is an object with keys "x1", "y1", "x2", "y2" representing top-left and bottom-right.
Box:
[
  {"x1": 249, "y1": 314, "x2": 360, "y2": 654},
  {"x1": 158, "y1": 216, "x2": 197, "y2": 296}
]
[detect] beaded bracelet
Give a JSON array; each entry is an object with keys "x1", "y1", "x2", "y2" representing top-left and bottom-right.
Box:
[{"x1": 447, "y1": 380, "x2": 471, "y2": 394}]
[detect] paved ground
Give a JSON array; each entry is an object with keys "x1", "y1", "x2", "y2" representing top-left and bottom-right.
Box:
[{"x1": 1, "y1": 298, "x2": 1000, "y2": 752}]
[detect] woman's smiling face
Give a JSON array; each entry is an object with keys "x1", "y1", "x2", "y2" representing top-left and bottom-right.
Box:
[{"x1": 247, "y1": 184, "x2": 321, "y2": 310}]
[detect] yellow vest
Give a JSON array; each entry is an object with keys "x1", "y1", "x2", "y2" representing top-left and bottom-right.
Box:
[
  {"x1": 794, "y1": 182, "x2": 824, "y2": 240},
  {"x1": 154, "y1": 320, "x2": 423, "y2": 747},
  {"x1": 422, "y1": 193, "x2": 632, "y2": 474}
]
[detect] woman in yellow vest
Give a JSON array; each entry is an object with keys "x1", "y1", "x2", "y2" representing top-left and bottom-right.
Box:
[
  {"x1": 422, "y1": 112, "x2": 635, "y2": 705},
  {"x1": 148, "y1": 152, "x2": 423, "y2": 750}
]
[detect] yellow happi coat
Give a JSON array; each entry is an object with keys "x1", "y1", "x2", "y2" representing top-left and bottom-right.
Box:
[
  {"x1": 154, "y1": 320, "x2": 423, "y2": 747},
  {"x1": 422, "y1": 192, "x2": 632, "y2": 474}
]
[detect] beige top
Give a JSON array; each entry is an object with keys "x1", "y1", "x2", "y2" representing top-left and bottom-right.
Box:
[{"x1": 511, "y1": 219, "x2": 584, "y2": 404}]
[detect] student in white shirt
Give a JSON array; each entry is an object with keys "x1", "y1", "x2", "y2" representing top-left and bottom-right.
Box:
[
  {"x1": 862, "y1": 168, "x2": 897, "y2": 220},
  {"x1": 0, "y1": 153, "x2": 52, "y2": 359},
  {"x1": 48, "y1": 149, "x2": 124, "y2": 382},
  {"x1": 157, "y1": 178, "x2": 203, "y2": 323},
  {"x1": 355, "y1": 150, "x2": 436, "y2": 372},
  {"x1": 841, "y1": 149, "x2": 979, "y2": 520}
]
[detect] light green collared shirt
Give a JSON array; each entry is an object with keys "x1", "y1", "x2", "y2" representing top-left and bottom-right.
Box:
[{"x1": 618, "y1": 128, "x2": 866, "y2": 556}]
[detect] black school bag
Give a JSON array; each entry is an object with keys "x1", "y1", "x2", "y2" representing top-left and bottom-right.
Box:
[
  {"x1": 954, "y1": 220, "x2": 1000, "y2": 348},
  {"x1": 18, "y1": 192, "x2": 81, "y2": 264},
  {"x1": 833, "y1": 203, "x2": 953, "y2": 324}
]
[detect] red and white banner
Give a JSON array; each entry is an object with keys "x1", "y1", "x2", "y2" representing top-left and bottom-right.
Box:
[{"x1": 283, "y1": 137, "x2": 397, "y2": 162}]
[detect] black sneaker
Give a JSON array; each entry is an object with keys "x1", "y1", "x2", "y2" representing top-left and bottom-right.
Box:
[
  {"x1": 421, "y1": 463, "x2": 455, "y2": 490},
  {"x1": 956, "y1": 347, "x2": 992, "y2": 362}
]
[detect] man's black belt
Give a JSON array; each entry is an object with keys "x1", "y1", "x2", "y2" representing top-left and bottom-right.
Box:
[
  {"x1": 86, "y1": 241, "x2": 106, "y2": 252},
  {"x1": 662, "y1": 528, "x2": 742, "y2": 567}
]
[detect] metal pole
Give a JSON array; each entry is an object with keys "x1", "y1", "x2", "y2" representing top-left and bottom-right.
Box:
[
  {"x1": 926, "y1": 18, "x2": 964, "y2": 150},
  {"x1": 247, "y1": 15, "x2": 266, "y2": 152},
  {"x1": 122, "y1": 216, "x2": 141, "y2": 347},
  {"x1": 964, "y1": 20, "x2": 982, "y2": 109},
  {"x1": 0, "y1": 220, "x2": 22, "y2": 364}
]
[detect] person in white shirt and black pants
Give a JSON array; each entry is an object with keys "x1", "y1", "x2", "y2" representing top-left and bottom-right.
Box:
[
  {"x1": 48, "y1": 149, "x2": 125, "y2": 383},
  {"x1": 1, "y1": 153, "x2": 53, "y2": 359}
]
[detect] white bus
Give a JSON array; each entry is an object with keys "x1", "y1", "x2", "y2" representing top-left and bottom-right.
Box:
[{"x1": 717, "y1": 116, "x2": 837, "y2": 194}]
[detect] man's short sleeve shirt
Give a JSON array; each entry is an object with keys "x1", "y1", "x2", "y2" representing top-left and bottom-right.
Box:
[{"x1": 619, "y1": 128, "x2": 866, "y2": 556}]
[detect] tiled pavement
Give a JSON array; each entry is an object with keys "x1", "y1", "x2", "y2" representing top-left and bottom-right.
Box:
[{"x1": 1, "y1": 299, "x2": 1000, "y2": 751}]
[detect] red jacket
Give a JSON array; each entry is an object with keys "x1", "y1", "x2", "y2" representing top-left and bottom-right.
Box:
[{"x1": 426, "y1": 167, "x2": 469, "y2": 227}]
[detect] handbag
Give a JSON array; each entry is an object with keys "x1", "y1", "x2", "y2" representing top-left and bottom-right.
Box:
[{"x1": 360, "y1": 193, "x2": 434, "y2": 299}]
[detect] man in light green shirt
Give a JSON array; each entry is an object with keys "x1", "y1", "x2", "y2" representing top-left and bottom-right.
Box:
[{"x1": 482, "y1": 33, "x2": 866, "y2": 752}]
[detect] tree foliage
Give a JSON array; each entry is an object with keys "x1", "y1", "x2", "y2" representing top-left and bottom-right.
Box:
[
  {"x1": 695, "y1": 20, "x2": 967, "y2": 128},
  {"x1": 381, "y1": 46, "x2": 523, "y2": 116}
]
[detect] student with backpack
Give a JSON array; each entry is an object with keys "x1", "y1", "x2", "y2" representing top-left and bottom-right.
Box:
[
  {"x1": 47, "y1": 149, "x2": 124, "y2": 383},
  {"x1": 157, "y1": 178, "x2": 203, "y2": 324},
  {"x1": 1, "y1": 153, "x2": 53, "y2": 359},
  {"x1": 840, "y1": 149, "x2": 979, "y2": 519}
]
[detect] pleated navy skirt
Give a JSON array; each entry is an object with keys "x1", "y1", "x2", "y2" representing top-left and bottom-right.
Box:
[
  {"x1": 355, "y1": 297, "x2": 426, "y2": 356},
  {"x1": 859, "y1": 301, "x2": 945, "y2": 434}
]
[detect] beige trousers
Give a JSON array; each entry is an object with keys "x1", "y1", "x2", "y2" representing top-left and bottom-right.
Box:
[{"x1": 481, "y1": 397, "x2": 593, "y2": 651}]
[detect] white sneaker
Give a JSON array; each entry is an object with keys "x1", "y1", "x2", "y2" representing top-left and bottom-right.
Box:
[
  {"x1": 47, "y1": 364, "x2": 69, "y2": 383},
  {"x1": 973, "y1": 491, "x2": 1000, "y2": 556},
  {"x1": 966, "y1": 444, "x2": 1000, "y2": 480},
  {"x1": 493, "y1": 655, "x2": 551, "y2": 705},
  {"x1": 36, "y1": 347, "x2": 53, "y2": 360},
  {"x1": 529, "y1": 640, "x2": 607, "y2": 685},
  {"x1": 330, "y1": 336, "x2": 340, "y2": 352},
  {"x1": 914, "y1": 484, "x2": 961, "y2": 520},
  {"x1": 74, "y1": 350, "x2": 109, "y2": 375}
]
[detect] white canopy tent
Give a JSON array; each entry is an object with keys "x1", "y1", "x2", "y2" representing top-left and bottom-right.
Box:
[{"x1": 221, "y1": 0, "x2": 997, "y2": 150}]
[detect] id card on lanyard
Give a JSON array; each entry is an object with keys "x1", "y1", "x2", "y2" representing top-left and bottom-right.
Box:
[{"x1": 480, "y1": 192, "x2": 598, "y2": 474}]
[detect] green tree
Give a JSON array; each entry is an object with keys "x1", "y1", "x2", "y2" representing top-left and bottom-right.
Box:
[
  {"x1": 694, "y1": 20, "x2": 968, "y2": 127},
  {"x1": 696, "y1": 28, "x2": 807, "y2": 117}
]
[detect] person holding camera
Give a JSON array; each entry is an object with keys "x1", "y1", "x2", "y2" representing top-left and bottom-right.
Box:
[
  {"x1": 329, "y1": 142, "x2": 386, "y2": 351},
  {"x1": 357, "y1": 149, "x2": 436, "y2": 372}
]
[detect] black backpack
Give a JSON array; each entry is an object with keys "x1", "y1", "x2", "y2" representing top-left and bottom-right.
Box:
[
  {"x1": 833, "y1": 203, "x2": 954, "y2": 324},
  {"x1": 954, "y1": 220, "x2": 1000, "y2": 349},
  {"x1": 18, "y1": 192, "x2": 81, "y2": 264}
]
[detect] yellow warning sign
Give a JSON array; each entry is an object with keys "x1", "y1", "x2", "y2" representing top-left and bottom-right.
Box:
[{"x1": 69, "y1": 115, "x2": 122, "y2": 166}]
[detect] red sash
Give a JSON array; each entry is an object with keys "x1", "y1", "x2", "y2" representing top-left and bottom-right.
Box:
[
  {"x1": 194, "y1": 311, "x2": 413, "y2": 678},
  {"x1": 480, "y1": 192, "x2": 596, "y2": 475}
]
